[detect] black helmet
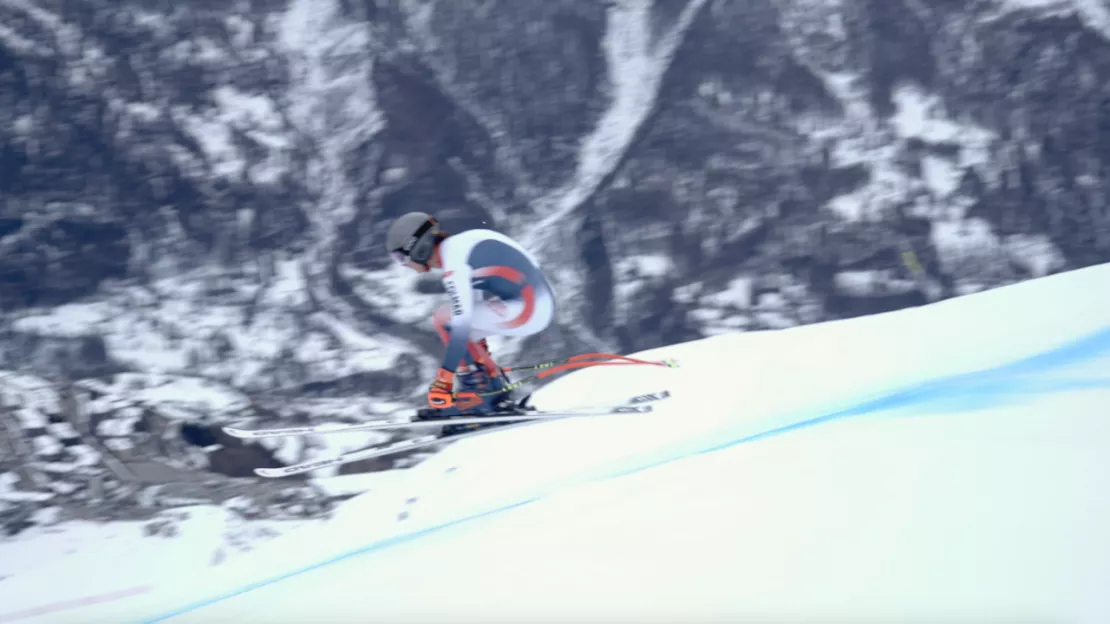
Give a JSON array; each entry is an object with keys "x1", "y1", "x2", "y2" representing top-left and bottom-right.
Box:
[{"x1": 386, "y1": 211, "x2": 440, "y2": 265}]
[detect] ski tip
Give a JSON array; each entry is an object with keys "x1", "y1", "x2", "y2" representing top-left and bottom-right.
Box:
[
  {"x1": 224, "y1": 427, "x2": 250, "y2": 437},
  {"x1": 627, "y1": 389, "x2": 670, "y2": 404}
]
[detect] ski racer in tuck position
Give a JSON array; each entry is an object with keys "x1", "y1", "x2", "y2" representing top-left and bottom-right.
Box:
[{"x1": 386, "y1": 211, "x2": 556, "y2": 422}]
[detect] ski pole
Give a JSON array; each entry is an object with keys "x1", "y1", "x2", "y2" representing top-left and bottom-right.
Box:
[
  {"x1": 503, "y1": 352, "x2": 677, "y2": 375},
  {"x1": 475, "y1": 353, "x2": 678, "y2": 397}
]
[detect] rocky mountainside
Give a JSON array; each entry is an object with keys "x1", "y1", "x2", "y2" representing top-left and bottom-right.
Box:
[{"x1": 1, "y1": 0, "x2": 1109, "y2": 530}]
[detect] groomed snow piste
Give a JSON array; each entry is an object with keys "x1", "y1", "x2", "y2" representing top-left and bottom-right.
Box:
[{"x1": 2, "y1": 264, "x2": 1109, "y2": 623}]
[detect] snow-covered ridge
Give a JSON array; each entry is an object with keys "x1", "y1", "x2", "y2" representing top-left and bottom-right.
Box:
[{"x1": 2, "y1": 263, "x2": 1106, "y2": 622}]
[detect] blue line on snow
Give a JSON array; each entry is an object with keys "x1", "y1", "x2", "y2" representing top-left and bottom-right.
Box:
[{"x1": 140, "y1": 325, "x2": 1110, "y2": 623}]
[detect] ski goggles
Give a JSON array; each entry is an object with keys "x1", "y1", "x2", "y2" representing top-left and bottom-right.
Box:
[{"x1": 389, "y1": 218, "x2": 437, "y2": 266}]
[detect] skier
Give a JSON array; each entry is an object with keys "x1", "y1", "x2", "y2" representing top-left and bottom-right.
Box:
[{"x1": 385, "y1": 211, "x2": 556, "y2": 420}]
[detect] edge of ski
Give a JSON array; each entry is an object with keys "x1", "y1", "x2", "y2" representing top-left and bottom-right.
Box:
[
  {"x1": 225, "y1": 405, "x2": 637, "y2": 440},
  {"x1": 226, "y1": 390, "x2": 666, "y2": 440},
  {"x1": 253, "y1": 389, "x2": 670, "y2": 478}
]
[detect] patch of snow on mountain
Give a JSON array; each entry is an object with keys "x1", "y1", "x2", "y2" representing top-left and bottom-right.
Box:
[
  {"x1": 119, "y1": 374, "x2": 250, "y2": 415},
  {"x1": 1003, "y1": 234, "x2": 1066, "y2": 278},
  {"x1": 930, "y1": 218, "x2": 1013, "y2": 280},
  {"x1": 701, "y1": 277, "x2": 754, "y2": 309},
  {"x1": 341, "y1": 266, "x2": 443, "y2": 326}
]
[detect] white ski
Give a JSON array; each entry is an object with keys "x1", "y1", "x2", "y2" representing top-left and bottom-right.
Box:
[
  {"x1": 227, "y1": 406, "x2": 637, "y2": 440},
  {"x1": 253, "y1": 390, "x2": 670, "y2": 478},
  {"x1": 227, "y1": 390, "x2": 670, "y2": 439}
]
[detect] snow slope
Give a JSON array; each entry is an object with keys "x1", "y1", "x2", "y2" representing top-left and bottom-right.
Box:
[{"x1": 2, "y1": 264, "x2": 1109, "y2": 623}]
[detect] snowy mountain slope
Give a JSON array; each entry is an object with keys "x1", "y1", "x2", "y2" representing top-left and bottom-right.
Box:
[
  {"x1": 1, "y1": 262, "x2": 1107, "y2": 623},
  {"x1": 162, "y1": 388, "x2": 1110, "y2": 624}
]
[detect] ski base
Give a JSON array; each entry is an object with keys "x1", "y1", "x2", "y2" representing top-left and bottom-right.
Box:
[
  {"x1": 226, "y1": 402, "x2": 648, "y2": 440},
  {"x1": 253, "y1": 390, "x2": 670, "y2": 478}
]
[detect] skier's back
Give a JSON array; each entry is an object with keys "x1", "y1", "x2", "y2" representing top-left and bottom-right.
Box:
[{"x1": 385, "y1": 212, "x2": 556, "y2": 418}]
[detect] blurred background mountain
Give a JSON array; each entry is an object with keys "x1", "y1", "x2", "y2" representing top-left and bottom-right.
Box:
[{"x1": 1, "y1": 0, "x2": 1109, "y2": 533}]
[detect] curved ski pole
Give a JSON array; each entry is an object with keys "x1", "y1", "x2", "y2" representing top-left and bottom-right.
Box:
[
  {"x1": 499, "y1": 352, "x2": 622, "y2": 374},
  {"x1": 535, "y1": 354, "x2": 678, "y2": 379},
  {"x1": 477, "y1": 355, "x2": 678, "y2": 397},
  {"x1": 567, "y1": 352, "x2": 674, "y2": 366},
  {"x1": 536, "y1": 359, "x2": 665, "y2": 379},
  {"x1": 500, "y1": 358, "x2": 571, "y2": 374},
  {"x1": 502, "y1": 352, "x2": 678, "y2": 375}
]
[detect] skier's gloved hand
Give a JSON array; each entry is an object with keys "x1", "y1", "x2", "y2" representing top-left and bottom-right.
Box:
[{"x1": 427, "y1": 368, "x2": 455, "y2": 408}]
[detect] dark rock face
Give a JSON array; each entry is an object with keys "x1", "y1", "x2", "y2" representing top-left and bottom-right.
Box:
[
  {"x1": 941, "y1": 12, "x2": 1110, "y2": 267},
  {"x1": 0, "y1": 216, "x2": 130, "y2": 309},
  {"x1": 180, "y1": 422, "x2": 285, "y2": 478},
  {"x1": 1, "y1": 0, "x2": 1109, "y2": 488},
  {"x1": 0, "y1": 330, "x2": 119, "y2": 379}
]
